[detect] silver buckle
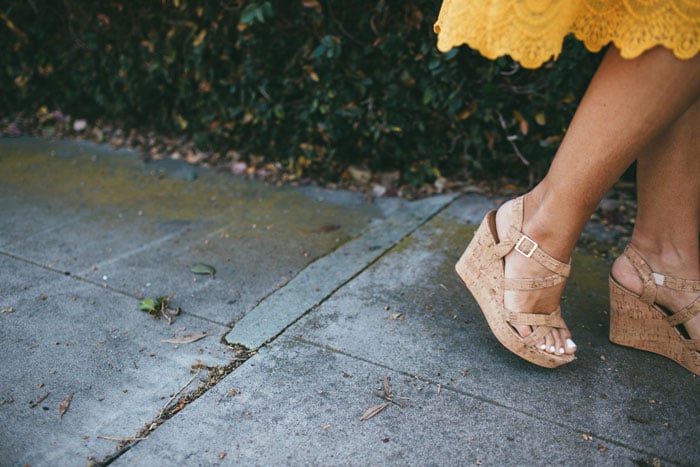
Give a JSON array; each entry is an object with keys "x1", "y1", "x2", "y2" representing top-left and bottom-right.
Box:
[{"x1": 515, "y1": 235, "x2": 538, "y2": 258}]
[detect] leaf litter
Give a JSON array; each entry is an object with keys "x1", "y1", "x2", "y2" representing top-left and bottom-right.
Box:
[
  {"x1": 161, "y1": 332, "x2": 208, "y2": 345},
  {"x1": 59, "y1": 393, "x2": 73, "y2": 418},
  {"x1": 138, "y1": 294, "x2": 181, "y2": 324},
  {"x1": 360, "y1": 375, "x2": 407, "y2": 421},
  {"x1": 360, "y1": 402, "x2": 390, "y2": 421},
  {"x1": 190, "y1": 263, "x2": 216, "y2": 278},
  {"x1": 97, "y1": 346, "x2": 255, "y2": 453},
  {"x1": 28, "y1": 391, "x2": 50, "y2": 408}
]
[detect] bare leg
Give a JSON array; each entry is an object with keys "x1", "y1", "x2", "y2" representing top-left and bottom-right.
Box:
[
  {"x1": 495, "y1": 46, "x2": 700, "y2": 354},
  {"x1": 611, "y1": 99, "x2": 700, "y2": 339}
]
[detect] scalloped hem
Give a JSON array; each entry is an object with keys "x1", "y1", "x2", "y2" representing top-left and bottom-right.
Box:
[{"x1": 434, "y1": 0, "x2": 700, "y2": 69}]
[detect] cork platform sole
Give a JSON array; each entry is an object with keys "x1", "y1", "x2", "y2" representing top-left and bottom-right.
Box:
[
  {"x1": 455, "y1": 203, "x2": 574, "y2": 369},
  {"x1": 609, "y1": 246, "x2": 699, "y2": 375}
]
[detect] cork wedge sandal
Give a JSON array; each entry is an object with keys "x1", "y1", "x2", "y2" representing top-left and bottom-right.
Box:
[
  {"x1": 609, "y1": 245, "x2": 700, "y2": 375},
  {"x1": 455, "y1": 197, "x2": 575, "y2": 368}
]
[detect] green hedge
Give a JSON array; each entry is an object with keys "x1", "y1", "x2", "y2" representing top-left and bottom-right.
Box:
[{"x1": 1, "y1": 1, "x2": 603, "y2": 186}]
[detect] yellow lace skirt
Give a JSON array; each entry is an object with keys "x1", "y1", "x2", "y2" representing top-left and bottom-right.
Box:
[{"x1": 434, "y1": 0, "x2": 700, "y2": 68}]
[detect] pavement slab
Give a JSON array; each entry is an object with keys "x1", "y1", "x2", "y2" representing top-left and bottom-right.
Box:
[
  {"x1": 0, "y1": 253, "x2": 232, "y2": 465},
  {"x1": 224, "y1": 193, "x2": 457, "y2": 349},
  {"x1": 115, "y1": 339, "x2": 662, "y2": 466}
]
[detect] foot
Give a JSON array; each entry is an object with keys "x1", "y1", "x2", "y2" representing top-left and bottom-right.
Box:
[
  {"x1": 611, "y1": 248, "x2": 700, "y2": 340},
  {"x1": 495, "y1": 198, "x2": 577, "y2": 356}
]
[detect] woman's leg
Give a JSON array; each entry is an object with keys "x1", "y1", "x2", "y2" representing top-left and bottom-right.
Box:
[
  {"x1": 496, "y1": 46, "x2": 700, "y2": 354},
  {"x1": 611, "y1": 99, "x2": 700, "y2": 339}
]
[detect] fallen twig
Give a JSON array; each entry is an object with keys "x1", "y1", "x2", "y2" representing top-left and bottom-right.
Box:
[
  {"x1": 97, "y1": 435, "x2": 148, "y2": 442},
  {"x1": 496, "y1": 110, "x2": 530, "y2": 166},
  {"x1": 372, "y1": 391, "x2": 407, "y2": 408},
  {"x1": 382, "y1": 375, "x2": 392, "y2": 398},
  {"x1": 161, "y1": 332, "x2": 208, "y2": 345},
  {"x1": 28, "y1": 391, "x2": 50, "y2": 408},
  {"x1": 158, "y1": 371, "x2": 200, "y2": 419}
]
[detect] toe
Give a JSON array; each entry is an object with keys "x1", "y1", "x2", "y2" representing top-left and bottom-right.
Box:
[
  {"x1": 544, "y1": 332, "x2": 556, "y2": 354},
  {"x1": 514, "y1": 323, "x2": 532, "y2": 339},
  {"x1": 559, "y1": 329, "x2": 577, "y2": 355},
  {"x1": 552, "y1": 330, "x2": 566, "y2": 355}
]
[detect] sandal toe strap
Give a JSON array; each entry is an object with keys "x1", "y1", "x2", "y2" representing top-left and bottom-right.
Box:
[
  {"x1": 504, "y1": 274, "x2": 567, "y2": 290},
  {"x1": 522, "y1": 326, "x2": 554, "y2": 346},
  {"x1": 507, "y1": 309, "x2": 567, "y2": 329},
  {"x1": 665, "y1": 299, "x2": 700, "y2": 327},
  {"x1": 507, "y1": 307, "x2": 569, "y2": 348}
]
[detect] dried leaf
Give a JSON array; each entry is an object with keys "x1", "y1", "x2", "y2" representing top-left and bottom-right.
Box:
[
  {"x1": 175, "y1": 114, "x2": 188, "y2": 130},
  {"x1": 97, "y1": 435, "x2": 148, "y2": 442},
  {"x1": 302, "y1": 0, "x2": 322, "y2": 13},
  {"x1": 360, "y1": 402, "x2": 389, "y2": 421},
  {"x1": 190, "y1": 263, "x2": 216, "y2": 277},
  {"x1": 193, "y1": 29, "x2": 207, "y2": 47},
  {"x1": 161, "y1": 332, "x2": 208, "y2": 345},
  {"x1": 347, "y1": 165, "x2": 371, "y2": 184},
  {"x1": 231, "y1": 161, "x2": 248, "y2": 175},
  {"x1": 59, "y1": 393, "x2": 73, "y2": 418},
  {"x1": 382, "y1": 376, "x2": 392, "y2": 398}
]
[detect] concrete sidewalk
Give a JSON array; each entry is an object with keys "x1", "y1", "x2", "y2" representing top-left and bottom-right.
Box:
[{"x1": 0, "y1": 138, "x2": 697, "y2": 466}]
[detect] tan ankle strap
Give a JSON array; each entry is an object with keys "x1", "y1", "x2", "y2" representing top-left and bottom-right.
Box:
[
  {"x1": 623, "y1": 245, "x2": 659, "y2": 304},
  {"x1": 652, "y1": 273, "x2": 700, "y2": 292},
  {"x1": 624, "y1": 245, "x2": 700, "y2": 304},
  {"x1": 511, "y1": 231, "x2": 571, "y2": 277},
  {"x1": 493, "y1": 196, "x2": 571, "y2": 277}
]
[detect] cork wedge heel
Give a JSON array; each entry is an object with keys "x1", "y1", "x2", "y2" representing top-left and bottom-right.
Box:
[
  {"x1": 455, "y1": 197, "x2": 575, "y2": 368},
  {"x1": 609, "y1": 245, "x2": 700, "y2": 375}
]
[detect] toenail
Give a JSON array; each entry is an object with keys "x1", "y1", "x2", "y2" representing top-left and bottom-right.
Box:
[
  {"x1": 566, "y1": 338, "x2": 576, "y2": 349},
  {"x1": 558, "y1": 347, "x2": 564, "y2": 354},
  {"x1": 549, "y1": 346, "x2": 556, "y2": 353},
  {"x1": 539, "y1": 344, "x2": 547, "y2": 350}
]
